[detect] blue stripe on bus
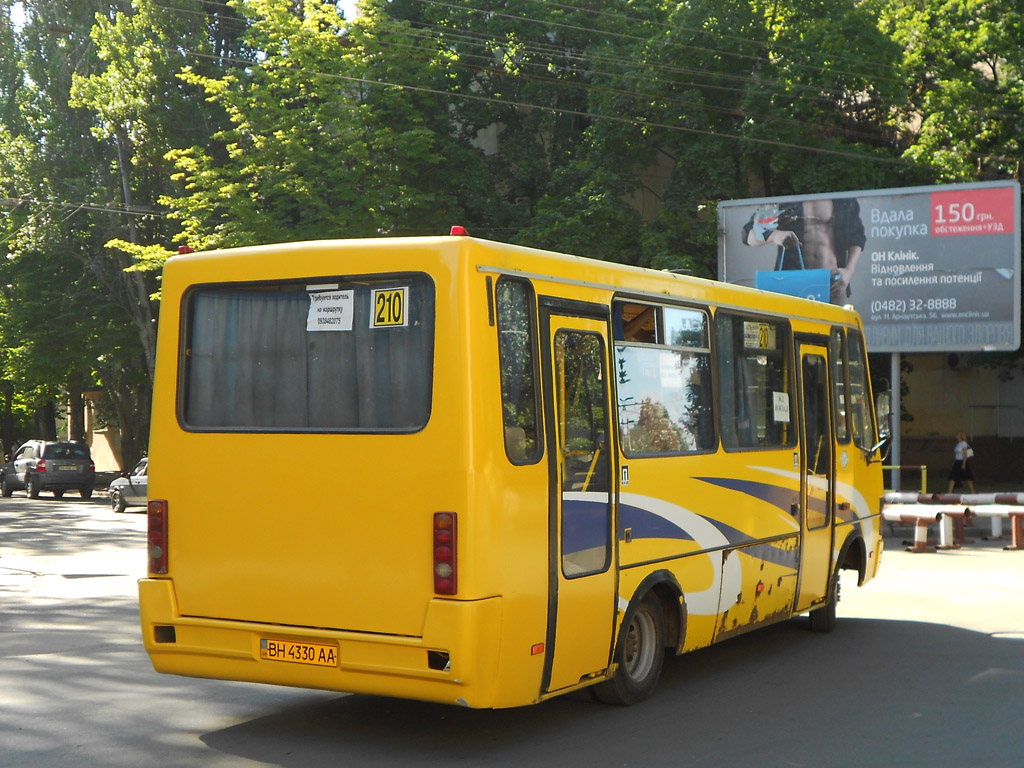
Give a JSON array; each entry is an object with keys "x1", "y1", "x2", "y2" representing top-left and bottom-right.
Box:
[
  {"x1": 564, "y1": 474, "x2": 841, "y2": 558},
  {"x1": 695, "y1": 476, "x2": 799, "y2": 515},
  {"x1": 562, "y1": 497, "x2": 612, "y2": 554},
  {"x1": 836, "y1": 503, "x2": 857, "y2": 523},
  {"x1": 618, "y1": 501, "x2": 696, "y2": 543},
  {"x1": 618, "y1": 496, "x2": 750, "y2": 548},
  {"x1": 739, "y1": 540, "x2": 799, "y2": 571}
]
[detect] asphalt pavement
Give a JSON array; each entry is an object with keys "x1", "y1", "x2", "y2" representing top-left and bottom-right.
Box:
[{"x1": 1, "y1": 497, "x2": 1022, "y2": 768}]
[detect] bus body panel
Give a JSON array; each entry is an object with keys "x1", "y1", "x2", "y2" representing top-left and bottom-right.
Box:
[
  {"x1": 141, "y1": 234, "x2": 883, "y2": 708},
  {"x1": 140, "y1": 578, "x2": 509, "y2": 708},
  {"x1": 616, "y1": 449, "x2": 803, "y2": 646},
  {"x1": 153, "y1": 241, "x2": 479, "y2": 638}
]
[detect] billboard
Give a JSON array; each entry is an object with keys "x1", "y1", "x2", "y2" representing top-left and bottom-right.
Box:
[{"x1": 718, "y1": 181, "x2": 1021, "y2": 353}]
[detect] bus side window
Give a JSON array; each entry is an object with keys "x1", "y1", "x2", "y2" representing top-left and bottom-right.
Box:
[
  {"x1": 614, "y1": 302, "x2": 715, "y2": 455},
  {"x1": 847, "y1": 331, "x2": 876, "y2": 451},
  {"x1": 716, "y1": 313, "x2": 793, "y2": 450},
  {"x1": 496, "y1": 278, "x2": 542, "y2": 463},
  {"x1": 830, "y1": 329, "x2": 850, "y2": 443}
]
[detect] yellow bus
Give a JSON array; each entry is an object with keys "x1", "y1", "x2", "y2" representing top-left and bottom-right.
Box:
[{"x1": 140, "y1": 230, "x2": 886, "y2": 708}]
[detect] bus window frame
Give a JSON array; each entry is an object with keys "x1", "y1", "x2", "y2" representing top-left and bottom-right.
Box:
[
  {"x1": 495, "y1": 276, "x2": 545, "y2": 465},
  {"x1": 846, "y1": 330, "x2": 878, "y2": 453},
  {"x1": 830, "y1": 327, "x2": 852, "y2": 446},
  {"x1": 611, "y1": 296, "x2": 716, "y2": 458},
  {"x1": 176, "y1": 272, "x2": 436, "y2": 435},
  {"x1": 713, "y1": 309, "x2": 797, "y2": 453}
]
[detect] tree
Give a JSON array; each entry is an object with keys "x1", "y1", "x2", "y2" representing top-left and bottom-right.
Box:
[
  {"x1": 0, "y1": 0, "x2": 234, "y2": 463},
  {"x1": 868, "y1": 0, "x2": 1024, "y2": 182},
  {"x1": 71, "y1": 0, "x2": 244, "y2": 378},
  {"x1": 0, "y1": 1, "x2": 115, "y2": 441},
  {"x1": 167, "y1": 0, "x2": 497, "y2": 248}
]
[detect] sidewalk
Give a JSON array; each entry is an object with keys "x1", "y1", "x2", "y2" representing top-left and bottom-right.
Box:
[{"x1": 841, "y1": 525, "x2": 1024, "y2": 637}]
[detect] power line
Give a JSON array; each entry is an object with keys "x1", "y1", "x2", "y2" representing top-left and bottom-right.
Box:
[
  {"x1": 6, "y1": 0, "x2": 1016, "y2": 227},
  {"x1": 112, "y1": 0, "x2": 910, "y2": 144},
  {"x1": 0, "y1": 197, "x2": 167, "y2": 218}
]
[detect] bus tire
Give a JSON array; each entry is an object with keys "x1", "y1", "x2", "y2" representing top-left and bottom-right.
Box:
[
  {"x1": 593, "y1": 594, "x2": 665, "y2": 705},
  {"x1": 809, "y1": 566, "x2": 840, "y2": 633}
]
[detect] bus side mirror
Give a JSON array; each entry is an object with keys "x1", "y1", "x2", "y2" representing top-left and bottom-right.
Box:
[
  {"x1": 875, "y1": 392, "x2": 892, "y2": 441},
  {"x1": 868, "y1": 391, "x2": 893, "y2": 462}
]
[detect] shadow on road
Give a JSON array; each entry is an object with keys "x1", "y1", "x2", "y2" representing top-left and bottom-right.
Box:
[
  {"x1": 200, "y1": 618, "x2": 1024, "y2": 768},
  {"x1": 1, "y1": 496, "x2": 143, "y2": 561}
]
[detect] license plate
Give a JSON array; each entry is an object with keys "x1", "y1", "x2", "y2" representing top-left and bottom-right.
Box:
[
  {"x1": 260, "y1": 638, "x2": 338, "y2": 667},
  {"x1": 58, "y1": 465, "x2": 79, "y2": 471}
]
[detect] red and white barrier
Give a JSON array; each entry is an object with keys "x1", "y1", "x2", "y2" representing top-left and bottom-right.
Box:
[{"x1": 882, "y1": 495, "x2": 1024, "y2": 552}]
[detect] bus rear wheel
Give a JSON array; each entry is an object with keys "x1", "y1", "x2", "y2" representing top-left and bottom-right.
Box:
[{"x1": 593, "y1": 594, "x2": 664, "y2": 705}]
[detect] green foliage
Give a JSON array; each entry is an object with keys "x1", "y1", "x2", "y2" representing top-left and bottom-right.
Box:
[
  {"x1": 2, "y1": 0, "x2": 1024, "y2": 454},
  {"x1": 868, "y1": 0, "x2": 1024, "y2": 181},
  {"x1": 167, "y1": 0, "x2": 498, "y2": 248}
]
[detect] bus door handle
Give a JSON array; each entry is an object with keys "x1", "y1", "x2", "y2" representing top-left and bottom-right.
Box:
[{"x1": 790, "y1": 503, "x2": 799, "y2": 518}]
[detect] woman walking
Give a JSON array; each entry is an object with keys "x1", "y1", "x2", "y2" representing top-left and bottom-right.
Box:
[{"x1": 947, "y1": 432, "x2": 976, "y2": 494}]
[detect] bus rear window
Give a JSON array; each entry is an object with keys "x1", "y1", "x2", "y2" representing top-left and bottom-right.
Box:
[{"x1": 181, "y1": 275, "x2": 435, "y2": 431}]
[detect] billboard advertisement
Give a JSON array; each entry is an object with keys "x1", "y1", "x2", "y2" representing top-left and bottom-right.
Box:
[{"x1": 718, "y1": 181, "x2": 1021, "y2": 353}]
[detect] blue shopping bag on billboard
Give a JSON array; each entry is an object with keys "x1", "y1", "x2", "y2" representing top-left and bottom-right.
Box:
[
  {"x1": 755, "y1": 244, "x2": 835, "y2": 302},
  {"x1": 756, "y1": 269, "x2": 834, "y2": 302}
]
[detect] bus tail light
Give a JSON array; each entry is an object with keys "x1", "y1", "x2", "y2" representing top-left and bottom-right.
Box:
[
  {"x1": 433, "y1": 512, "x2": 457, "y2": 595},
  {"x1": 148, "y1": 500, "x2": 168, "y2": 574}
]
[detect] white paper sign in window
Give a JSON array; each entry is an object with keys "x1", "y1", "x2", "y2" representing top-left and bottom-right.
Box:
[
  {"x1": 307, "y1": 290, "x2": 354, "y2": 331},
  {"x1": 773, "y1": 391, "x2": 791, "y2": 423}
]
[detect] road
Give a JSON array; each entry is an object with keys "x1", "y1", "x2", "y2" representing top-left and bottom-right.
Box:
[{"x1": 2, "y1": 496, "x2": 1022, "y2": 768}]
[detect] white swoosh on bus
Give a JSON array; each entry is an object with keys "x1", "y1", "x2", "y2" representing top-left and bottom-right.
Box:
[
  {"x1": 619, "y1": 492, "x2": 741, "y2": 616},
  {"x1": 749, "y1": 466, "x2": 878, "y2": 565}
]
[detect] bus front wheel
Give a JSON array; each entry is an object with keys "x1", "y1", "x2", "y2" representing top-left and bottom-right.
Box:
[
  {"x1": 809, "y1": 567, "x2": 840, "y2": 633},
  {"x1": 593, "y1": 594, "x2": 665, "y2": 705}
]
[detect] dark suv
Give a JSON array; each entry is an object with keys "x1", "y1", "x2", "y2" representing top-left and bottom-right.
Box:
[{"x1": 1, "y1": 440, "x2": 96, "y2": 499}]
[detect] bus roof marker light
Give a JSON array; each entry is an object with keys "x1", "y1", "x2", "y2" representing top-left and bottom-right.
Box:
[{"x1": 450, "y1": 226, "x2": 469, "y2": 236}]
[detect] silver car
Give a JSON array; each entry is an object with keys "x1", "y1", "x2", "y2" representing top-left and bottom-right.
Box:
[
  {"x1": 108, "y1": 457, "x2": 148, "y2": 513},
  {"x1": 0, "y1": 440, "x2": 96, "y2": 499}
]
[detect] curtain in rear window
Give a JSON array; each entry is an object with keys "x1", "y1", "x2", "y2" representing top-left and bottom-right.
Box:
[{"x1": 183, "y1": 276, "x2": 434, "y2": 431}]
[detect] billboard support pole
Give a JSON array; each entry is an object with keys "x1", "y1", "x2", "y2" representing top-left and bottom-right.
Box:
[{"x1": 891, "y1": 352, "x2": 901, "y2": 492}]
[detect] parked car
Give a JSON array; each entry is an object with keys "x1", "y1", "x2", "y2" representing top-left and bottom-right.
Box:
[
  {"x1": 108, "y1": 457, "x2": 148, "y2": 513},
  {"x1": 0, "y1": 440, "x2": 96, "y2": 499}
]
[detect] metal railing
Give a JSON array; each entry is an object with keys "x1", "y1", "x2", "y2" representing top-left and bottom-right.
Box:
[{"x1": 882, "y1": 464, "x2": 927, "y2": 494}]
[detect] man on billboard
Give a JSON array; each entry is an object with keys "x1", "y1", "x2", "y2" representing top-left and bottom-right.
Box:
[{"x1": 741, "y1": 198, "x2": 866, "y2": 304}]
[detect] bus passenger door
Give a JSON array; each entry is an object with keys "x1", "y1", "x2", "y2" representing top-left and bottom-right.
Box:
[
  {"x1": 794, "y1": 343, "x2": 834, "y2": 613},
  {"x1": 540, "y1": 307, "x2": 616, "y2": 694}
]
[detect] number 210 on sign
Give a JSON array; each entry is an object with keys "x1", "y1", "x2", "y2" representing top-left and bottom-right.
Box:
[{"x1": 371, "y1": 287, "x2": 408, "y2": 328}]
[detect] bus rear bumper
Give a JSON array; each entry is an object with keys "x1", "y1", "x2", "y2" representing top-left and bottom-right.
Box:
[{"x1": 138, "y1": 578, "x2": 504, "y2": 708}]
